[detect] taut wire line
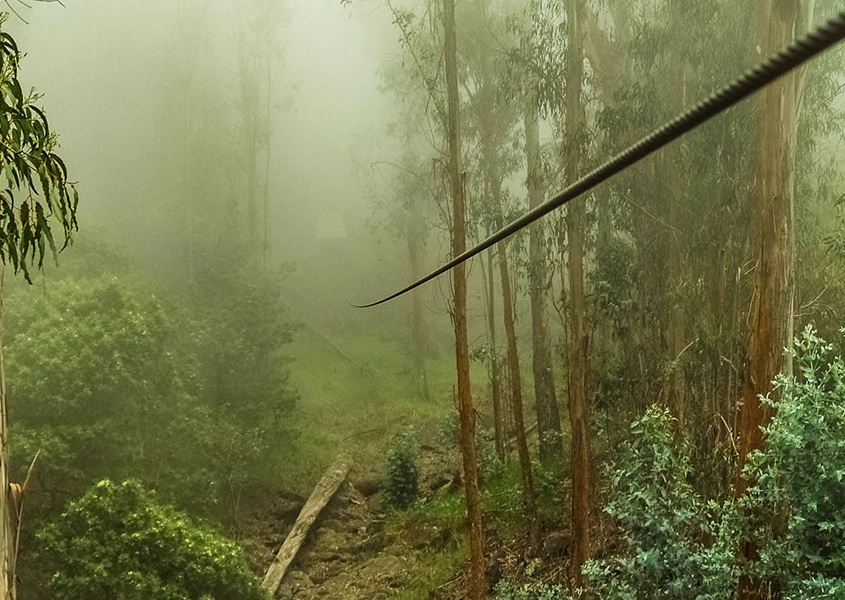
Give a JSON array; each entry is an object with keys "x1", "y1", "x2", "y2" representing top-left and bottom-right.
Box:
[{"x1": 354, "y1": 10, "x2": 845, "y2": 309}]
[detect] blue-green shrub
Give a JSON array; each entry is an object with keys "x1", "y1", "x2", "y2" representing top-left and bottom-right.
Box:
[
  {"x1": 741, "y1": 326, "x2": 845, "y2": 596},
  {"x1": 583, "y1": 405, "x2": 736, "y2": 599}
]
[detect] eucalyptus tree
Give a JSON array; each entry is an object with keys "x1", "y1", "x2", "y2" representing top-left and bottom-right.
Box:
[
  {"x1": 0, "y1": 15, "x2": 78, "y2": 598},
  {"x1": 507, "y1": 0, "x2": 565, "y2": 464},
  {"x1": 561, "y1": 0, "x2": 592, "y2": 584},
  {"x1": 442, "y1": 0, "x2": 486, "y2": 594},
  {"x1": 737, "y1": 1, "x2": 818, "y2": 597},
  {"x1": 588, "y1": 0, "x2": 757, "y2": 487},
  {"x1": 512, "y1": 0, "x2": 599, "y2": 580},
  {"x1": 367, "y1": 147, "x2": 437, "y2": 399},
  {"x1": 235, "y1": 0, "x2": 287, "y2": 270},
  {"x1": 460, "y1": 0, "x2": 538, "y2": 539},
  {"x1": 381, "y1": 1, "x2": 487, "y2": 594}
]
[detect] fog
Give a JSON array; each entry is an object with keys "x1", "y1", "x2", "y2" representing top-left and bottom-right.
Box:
[{"x1": 10, "y1": 0, "x2": 412, "y2": 324}]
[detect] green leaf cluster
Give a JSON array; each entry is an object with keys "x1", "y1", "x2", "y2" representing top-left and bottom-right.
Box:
[
  {"x1": 6, "y1": 273, "x2": 297, "y2": 513},
  {"x1": 37, "y1": 479, "x2": 268, "y2": 600},
  {"x1": 0, "y1": 14, "x2": 77, "y2": 280},
  {"x1": 741, "y1": 325, "x2": 845, "y2": 596},
  {"x1": 493, "y1": 580, "x2": 568, "y2": 600},
  {"x1": 583, "y1": 405, "x2": 737, "y2": 599},
  {"x1": 383, "y1": 429, "x2": 419, "y2": 510},
  {"x1": 585, "y1": 328, "x2": 845, "y2": 597}
]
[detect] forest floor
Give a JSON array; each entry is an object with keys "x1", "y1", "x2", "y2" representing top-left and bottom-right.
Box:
[
  {"x1": 242, "y1": 320, "x2": 574, "y2": 598},
  {"x1": 244, "y1": 421, "x2": 465, "y2": 599},
  {"x1": 244, "y1": 420, "x2": 574, "y2": 599}
]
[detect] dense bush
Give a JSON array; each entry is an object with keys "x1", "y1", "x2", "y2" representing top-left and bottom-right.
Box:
[
  {"x1": 383, "y1": 430, "x2": 419, "y2": 509},
  {"x1": 583, "y1": 405, "x2": 736, "y2": 599},
  {"x1": 7, "y1": 278, "x2": 200, "y2": 492},
  {"x1": 741, "y1": 326, "x2": 845, "y2": 596},
  {"x1": 37, "y1": 480, "x2": 268, "y2": 600},
  {"x1": 6, "y1": 275, "x2": 297, "y2": 514},
  {"x1": 492, "y1": 581, "x2": 567, "y2": 600}
]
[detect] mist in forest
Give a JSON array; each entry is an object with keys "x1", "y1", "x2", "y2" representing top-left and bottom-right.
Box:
[
  {"x1": 9, "y1": 0, "x2": 411, "y2": 324},
  {"x1": 3, "y1": 0, "x2": 845, "y2": 598}
]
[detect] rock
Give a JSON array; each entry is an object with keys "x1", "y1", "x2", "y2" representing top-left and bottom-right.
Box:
[
  {"x1": 309, "y1": 558, "x2": 346, "y2": 584},
  {"x1": 276, "y1": 570, "x2": 313, "y2": 600},
  {"x1": 367, "y1": 494, "x2": 383, "y2": 514},
  {"x1": 358, "y1": 554, "x2": 412, "y2": 588},
  {"x1": 403, "y1": 521, "x2": 449, "y2": 550},
  {"x1": 271, "y1": 495, "x2": 305, "y2": 522},
  {"x1": 543, "y1": 530, "x2": 570, "y2": 558},
  {"x1": 426, "y1": 473, "x2": 454, "y2": 493},
  {"x1": 354, "y1": 476, "x2": 382, "y2": 497}
]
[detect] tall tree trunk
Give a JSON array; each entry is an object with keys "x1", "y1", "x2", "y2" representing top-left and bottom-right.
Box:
[
  {"x1": 736, "y1": 1, "x2": 802, "y2": 598},
  {"x1": 663, "y1": 62, "x2": 687, "y2": 429},
  {"x1": 0, "y1": 270, "x2": 12, "y2": 600},
  {"x1": 407, "y1": 199, "x2": 431, "y2": 400},
  {"x1": 442, "y1": 0, "x2": 486, "y2": 597},
  {"x1": 484, "y1": 247, "x2": 505, "y2": 459},
  {"x1": 497, "y1": 241, "x2": 538, "y2": 540},
  {"x1": 524, "y1": 91, "x2": 563, "y2": 463},
  {"x1": 563, "y1": 0, "x2": 592, "y2": 586}
]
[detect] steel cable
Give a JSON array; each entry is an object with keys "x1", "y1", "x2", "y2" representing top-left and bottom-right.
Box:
[{"x1": 355, "y1": 10, "x2": 845, "y2": 308}]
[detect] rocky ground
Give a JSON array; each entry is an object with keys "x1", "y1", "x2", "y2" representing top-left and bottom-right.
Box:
[
  {"x1": 244, "y1": 425, "x2": 574, "y2": 599},
  {"x1": 244, "y1": 435, "x2": 465, "y2": 600}
]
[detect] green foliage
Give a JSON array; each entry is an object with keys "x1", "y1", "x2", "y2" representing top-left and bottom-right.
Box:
[
  {"x1": 407, "y1": 489, "x2": 465, "y2": 531},
  {"x1": 6, "y1": 273, "x2": 298, "y2": 514},
  {"x1": 0, "y1": 14, "x2": 77, "y2": 280},
  {"x1": 741, "y1": 326, "x2": 845, "y2": 595},
  {"x1": 189, "y1": 265, "x2": 298, "y2": 503},
  {"x1": 37, "y1": 480, "x2": 268, "y2": 600},
  {"x1": 7, "y1": 278, "x2": 200, "y2": 488},
  {"x1": 481, "y1": 462, "x2": 523, "y2": 535},
  {"x1": 477, "y1": 427, "x2": 504, "y2": 480},
  {"x1": 492, "y1": 581, "x2": 567, "y2": 600},
  {"x1": 583, "y1": 405, "x2": 736, "y2": 599},
  {"x1": 383, "y1": 430, "x2": 419, "y2": 510}
]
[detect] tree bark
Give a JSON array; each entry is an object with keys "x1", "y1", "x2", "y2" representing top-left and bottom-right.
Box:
[
  {"x1": 497, "y1": 241, "x2": 538, "y2": 541},
  {"x1": 524, "y1": 91, "x2": 563, "y2": 463},
  {"x1": 484, "y1": 247, "x2": 505, "y2": 459},
  {"x1": 261, "y1": 458, "x2": 350, "y2": 595},
  {"x1": 407, "y1": 196, "x2": 431, "y2": 400},
  {"x1": 563, "y1": 0, "x2": 592, "y2": 587},
  {"x1": 0, "y1": 269, "x2": 11, "y2": 600},
  {"x1": 661, "y1": 62, "x2": 688, "y2": 428},
  {"x1": 736, "y1": 1, "x2": 802, "y2": 598},
  {"x1": 442, "y1": 0, "x2": 486, "y2": 597}
]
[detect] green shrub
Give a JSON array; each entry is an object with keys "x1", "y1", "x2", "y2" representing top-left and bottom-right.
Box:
[
  {"x1": 383, "y1": 430, "x2": 419, "y2": 509},
  {"x1": 741, "y1": 326, "x2": 845, "y2": 595},
  {"x1": 583, "y1": 405, "x2": 736, "y2": 599},
  {"x1": 492, "y1": 581, "x2": 568, "y2": 600},
  {"x1": 37, "y1": 480, "x2": 268, "y2": 600},
  {"x1": 477, "y1": 426, "x2": 505, "y2": 480}
]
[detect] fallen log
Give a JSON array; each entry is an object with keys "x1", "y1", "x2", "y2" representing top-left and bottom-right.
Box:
[{"x1": 261, "y1": 457, "x2": 351, "y2": 595}]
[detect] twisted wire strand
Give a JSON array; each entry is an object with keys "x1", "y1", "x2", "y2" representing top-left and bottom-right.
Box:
[{"x1": 355, "y1": 10, "x2": 845, "y2": 308}]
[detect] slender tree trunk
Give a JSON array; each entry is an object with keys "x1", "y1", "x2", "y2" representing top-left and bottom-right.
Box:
[
  {"x1": 524, "y1": 91, "x2": 563, "y2": 463},
  {"x1": 736, "y1": 1, "x2": 802, "y2": 598},
  {"x1": 497, "y1": 241, "x2": 538, "y2": 541},
  {"x1": 484, "y1": 247, "x2": 505, "y2": 459},
  {"x1": 563, "y1": 0, "x2": 592, "y2": 586},
  {"x1": 442, "y1": 0, "x2": 486, "y2": 597},
  {"x1": 663, "y1": 64, "x2": 687, "y2": 429},
  {"x1": 0, "y1": 268, "x2": 11, "y2": 600},
  {"x1": 407, "y1": 202, "x2": 431, "y2": 400},
  {"x1": 262, "y1": 54, "x2": 273, "y2": 276}
]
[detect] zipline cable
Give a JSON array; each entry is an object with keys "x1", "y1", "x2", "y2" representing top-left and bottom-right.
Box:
[{"x1": 354, "y1": 10, "x2": 845, "y2": 309}]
